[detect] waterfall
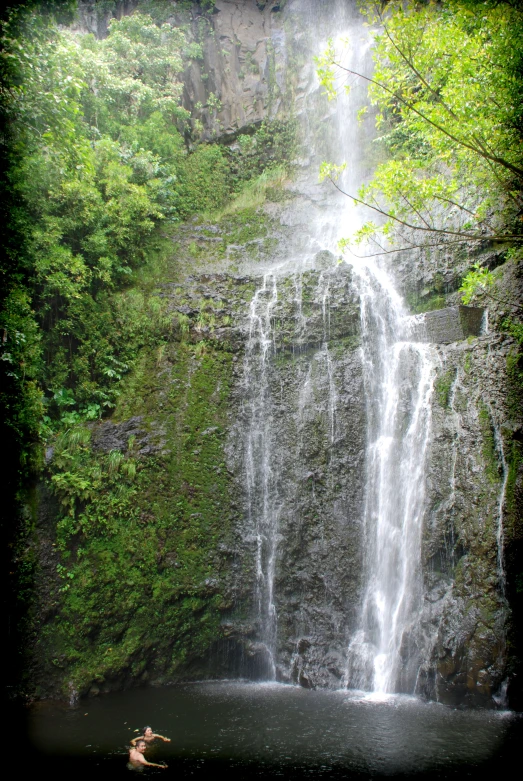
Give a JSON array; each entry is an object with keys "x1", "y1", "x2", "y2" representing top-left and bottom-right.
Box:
[
  {"x1": 344, "y1": 259, "x2": 437, "y2": 694},
  {"x1": 319, "y1": 7, "x2": 439, "y2": 695},
  {"x1": 490, "y1": 409, "x2": 509, "y2": 595},
  {"x1": 239, "y1": 0, "x2": 438, "y2": 692},
  {"x1": 241, "y1": 264, "x2": 343, "y2": 678},
  {"x1": 243, "y1": 273, "x2": 280, "y2": 678}
]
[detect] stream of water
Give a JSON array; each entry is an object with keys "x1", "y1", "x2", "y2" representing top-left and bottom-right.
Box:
[{"x1": 344, "y1": 261, "x2": 437, "y2": 695}]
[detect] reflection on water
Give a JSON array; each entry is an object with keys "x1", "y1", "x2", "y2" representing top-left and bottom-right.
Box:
[{"x1": 24, "y1": 682, "x2": 520, "y2": 778}]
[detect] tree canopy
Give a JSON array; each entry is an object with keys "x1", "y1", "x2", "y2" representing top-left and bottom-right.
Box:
[
  {"x1": 0, "y1": 2, "x2": 293, "y2": 483},
  {"x1": 316, "y1": 0, "x2": 523, "y2": 258}
]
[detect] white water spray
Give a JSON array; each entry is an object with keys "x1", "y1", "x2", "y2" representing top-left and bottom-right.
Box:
[
  {"x1": 344, "y1": 258, "x2": 437, "y2": 694},
  {"x1": 243, "y1": 273, "x2": 280, "y2": 677},
  {"x1": 321, "y1": 18, "x2": 440, "y2": 695},
  {"x1": 241, "y1": 1, "x2": 438, "y2": 689}
]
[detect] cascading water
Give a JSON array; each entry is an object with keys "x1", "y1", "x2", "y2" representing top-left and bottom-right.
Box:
[
  {"x1": 243, "y1": 272, "x2": 280, "y2": 677},
  {"x1": 241, "y1": 261, "x2": 343, "y2": 678},
  {"x1": 309, "y1": 4, "x2": 439, "y2": 694},
  {"x1": 240, "y1": 0, "x2": 438, "y2": 692},
  {"x1": 344, "y1": 260, "x2": 437, "y2": 695}
]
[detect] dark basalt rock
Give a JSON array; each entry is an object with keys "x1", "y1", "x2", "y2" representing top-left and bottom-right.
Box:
[
  {"x1": 90, "y1": 416, "x2": 166, "y2": 456},
  {"x1": 411, "y1": 305, "x2": 485, "y2": 344}
]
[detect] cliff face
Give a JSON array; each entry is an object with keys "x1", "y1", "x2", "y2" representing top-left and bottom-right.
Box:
[
  {"x1": 389, "y1": 249, "x2": 523, "y2": 707},
  {"x1": 25, "y1": 0, "x2": 522, "y2": 707},
  {"x1": 181, "y1": 0, "x2": 288, "y2": 139},
  {"x1": 223, "y1": 260, "x2": 366, "y2": 688},
  {"x1": 72, "y1": 1, "x2": 293, "y2": 139}
]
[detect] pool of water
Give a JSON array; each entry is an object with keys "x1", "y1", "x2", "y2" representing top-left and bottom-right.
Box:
[{"x1": 24, "y1": 681, "x2": 521, "y2": 779}]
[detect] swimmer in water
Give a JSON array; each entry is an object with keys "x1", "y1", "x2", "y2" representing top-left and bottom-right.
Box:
[
  {"x1": 128, "y1": 739, "x2": 168, "y2": 769},
  {"x1": 131, "y1": 726, "x2": 171, "y2": 745}
]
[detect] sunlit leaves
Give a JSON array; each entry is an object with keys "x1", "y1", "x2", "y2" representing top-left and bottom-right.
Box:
[
  {"x1": 319, "y1": 161, "x2": 347, "y2": 182},
  {"x1": 76, "y1": 14, "x2": 187, "y2": 132},
  {"x1": 317, "y1": 1, "x2": 523, "y2": 254},
  {"x1": 314, "y1": 39, "x2": 338, "y2": 101},
  {"x1": 459, "y1": 262, "x2": 494, "y2": 304}
]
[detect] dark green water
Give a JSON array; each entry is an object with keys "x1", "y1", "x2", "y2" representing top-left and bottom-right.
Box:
[{"x1": 23, "y1": 682, "x2": 521, "y2": 779}]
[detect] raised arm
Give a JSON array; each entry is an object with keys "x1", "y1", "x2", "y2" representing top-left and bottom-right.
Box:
[{"x1": 153, "y1": 733, "x2": 171, "y2": 743}]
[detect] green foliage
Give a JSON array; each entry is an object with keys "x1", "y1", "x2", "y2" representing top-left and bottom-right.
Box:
[
  {"x1": 1, "y1": 5, "x2": 295, "y2": 464},
  {"x1": 39, "y1": 340, "x2": 234, "y2": 694},
  {"x1": 1, "y1": 11, "x2": 182, "y2": 445},
  {"x1": 459, "y1": 263, "x2": 494, "y2": 305},
  {"x1": 435, "y1": 369, "x2": 455, "y2": 408},
  {"x1": 406, "y1": 292, "x2": 446, "y2": 315},
  {"x1": 503, "y1": 316, "x2": 523, "y2": 422},
  {"x1": 314, "y1": 39, "x2": 339, "y2": 101},
  {"x1": 317, "y1": 1, "x2": 523, "y2": 256},
  {"x1": 174, "y1": 144, "x2": 231, "y2": 217},
  {"x1": 211, "y1": 166, "x2": 288, "y2": 219},
  {"x1": 225, "y1": 119, "x2": 297, "y2": 193},
  {"x1": 77, "y1": 14, "x2": 189, "y2": 133},
  {"x1": 478, "y1": 403, "x2": 501, "y2": 484},
  {"x1": 2, "y1": 0, "x2": 294, "y2": 697},
  {"x1": 319, "y1": 161, "x2": 346, "y2": 183}
]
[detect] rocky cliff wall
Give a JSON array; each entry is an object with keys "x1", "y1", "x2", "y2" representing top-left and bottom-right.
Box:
[
  {"x1": 72, "y1": 1, "x2": 294, "y2": 140},
  {"x1": 389, "y1": 243, "x2": 523, "y2": 707},
  {"x1": 223, "y1": 262, "x2": 367, "y2": 688},
  {"x1": 26, "y1": 187, "x2": 521, "y2": 707}
]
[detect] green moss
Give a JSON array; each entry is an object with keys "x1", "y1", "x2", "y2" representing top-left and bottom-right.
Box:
[
  {"x1": 506, "y1": 440, "x2": 523, "y2": 538},
  {"x1": 506, "y1": 345, "x2": 523, "y2": 417},
  {"x1": 34, "y1": 337, "x2": 235, "y2": 696},
  {"x1": 435, "y1": 369, "x2": 456, "y2": 408},
  {"x1": 478, "y1": 403, "x2": 501, "y2": 484},
  {"x1": 406, "y1": 291, "x2": 447, "y2": 314},
  {"x1": 330, "y1": 334, "x2": 361, "y2": 357}
]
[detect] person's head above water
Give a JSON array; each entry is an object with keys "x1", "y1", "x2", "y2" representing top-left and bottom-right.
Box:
[
  {"x1": 130, "y1": 726, "x2": 170, "y2": 745},
  {"x1": 129, "y1": 739, "x2": 168, "y2": 769}
]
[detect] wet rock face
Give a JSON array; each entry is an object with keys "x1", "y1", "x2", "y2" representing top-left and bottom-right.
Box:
[
  {"x1": 34, "y1": 3, "x2": 519, "y2": 708},
  {"x1": 272, "y1": 339, "x2": 366, "y2": 688},
  {"x1": 217, "y1": 256, "x2": 515, "y2": 705},
  {"x1": 224, "y1": 264, "x2": 366, "y2": 689},
  {"x1": 132, "y1": 261, "x2": 366, "y2": 690},
  {"x1": 182, "y1": 1, "x2": 286, "y2": 139},
  {"x1": 72, "y1": 1, "x2": 142, "y2": 38},
  {"x1": 158, "y1": 247, "x2": 514, "y2": 707},
  {"x1": 401, "y1": 255, "x2": 522, "y2": 708},
  {"x1": 73, "y1": 1, "x2": 288, "y2": 140},
  {"x1": 416, "y1": 335, "x2": 512, "y2": 706},
  {"x1": 90, "y1": 416, "x2": 168, "y2": 457},
  {"x1": 412, "y1": 306, "x2": 485, "y2": 344}
]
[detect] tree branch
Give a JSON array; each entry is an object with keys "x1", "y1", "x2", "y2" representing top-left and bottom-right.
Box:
[
  {"x1": 431, "y1": 193, "x2": 493, "y2": 225},
  {"x1": 344, "y1": 238, "x2": 477, "y2": 259},
  {"x1": 399, "y1": 192, "x2": 433, "y2": 229},
  {"x1": 331, "y1": 59, "x2": 523, "y2": 180},
  {"x1": 327, "y1": 174, "x2": 523, "y2": 241},
  {"x1": 477, "y1": 287, "x2": 523, "y2": 313},
  {"x1": 375, "y1": 3, "x2": 521, "y2": 180}
]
